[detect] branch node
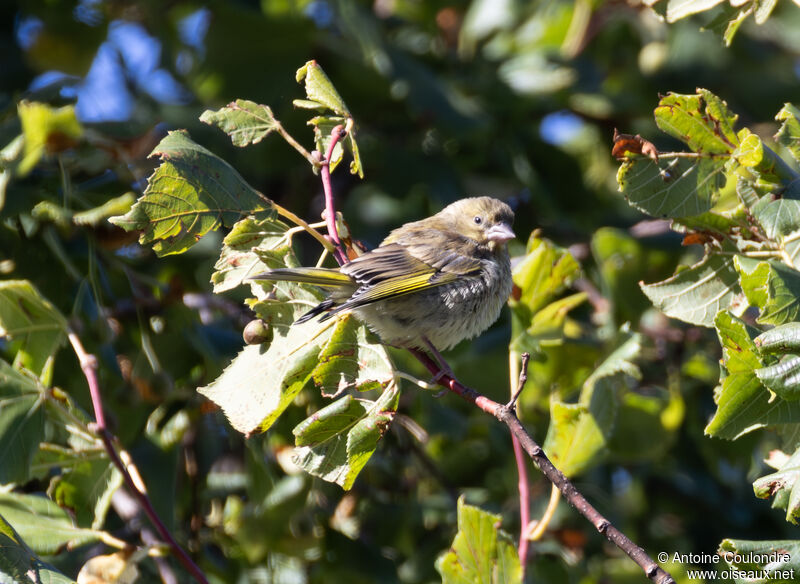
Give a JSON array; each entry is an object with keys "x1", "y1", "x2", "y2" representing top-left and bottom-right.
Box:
[
  {"x1": 506, "y1": 352, "x2": 530, "y2": 409},
  {"x1": 596, "y1": 519, "x2": 611, "y2": 534}
]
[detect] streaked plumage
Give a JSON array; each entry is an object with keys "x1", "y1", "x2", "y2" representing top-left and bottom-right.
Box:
[{"x1": 252, "y1": 197, "x2": 515, "y2": 350}]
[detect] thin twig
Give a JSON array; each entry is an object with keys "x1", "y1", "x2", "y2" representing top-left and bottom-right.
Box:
[
  {"x1": 410, "y1": 349, "x2": 676, "y2": 584},
  {"x1": 67, "y1": 332, "x2": 209, "y2": 584},
  {"x1": 273, "y1": 120, "x2": 317, "y2": 166},
  {"x1": 319, "y1": 124, "x2": 349, "y2": 265},
  {"x1": 509, "y1": 352, "x2": 531, "y2": 571},
  {"x1": 526, "y1": 484, "x2": 561, "y2": 541}
]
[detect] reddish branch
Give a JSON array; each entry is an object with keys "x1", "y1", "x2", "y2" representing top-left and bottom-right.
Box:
[
  {"x1": 68, "y1": 332, "x2": 209, "y2": 584},
  {"x1": 411, "y1": 349, "x2": 676, "y2": 584},
  {"x1": 510, "y1": 354, "x2": 531, "y2": 570},
  {"x1": 320, "y1": 124, "x2": 349, "y2": 266}
]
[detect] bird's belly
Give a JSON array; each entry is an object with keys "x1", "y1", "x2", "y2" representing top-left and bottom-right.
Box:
[{"x1": 354, "y1": 274, "x2": 510, "y2": 350}]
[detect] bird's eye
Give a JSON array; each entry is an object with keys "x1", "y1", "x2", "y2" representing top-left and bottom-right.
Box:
[{"x1": 473, "y1": 216, "x2": 482, "y2": 225}]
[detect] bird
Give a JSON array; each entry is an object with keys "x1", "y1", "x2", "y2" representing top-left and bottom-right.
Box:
[{"x1": 251, "y1": 196, "x2": 515, "y2": 353}]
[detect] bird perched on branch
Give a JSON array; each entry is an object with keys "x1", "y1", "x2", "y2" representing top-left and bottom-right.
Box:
[{"x1": 252, "y1": 196, "x2": 515, "y2": 352}]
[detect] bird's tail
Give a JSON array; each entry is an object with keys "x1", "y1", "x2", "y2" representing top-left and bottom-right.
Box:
[
  {"x1": 250, "y1": 267, "x2": 352, "y2": 288},
  {"x1": 250, "y1": 267, "x2": 352, "y2": 324}
]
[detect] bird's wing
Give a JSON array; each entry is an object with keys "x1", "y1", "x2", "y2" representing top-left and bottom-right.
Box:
[{"x1": 333, "y1": 234, "x2": 482, "y2": 311}]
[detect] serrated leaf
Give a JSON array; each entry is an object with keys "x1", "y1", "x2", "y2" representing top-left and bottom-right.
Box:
[
  {"x1": 655, "y1": 90, "x2": 739, "y2": 154},
  {"x1": 776, "y1": 104, "x2": 800, "y2": 164},
  {"x1": 292, "y1": 384, "x2": 399, "y2": 489},
  {"x1": 198, "y1": 313, "x2": 393, "y2": 436},
  {"x1": 200, "y1": 99, "x2": 279, "y2": 147},
  {"x1": 641, "y1": 253, "x2": 740, "y2": 327},
  {"x1": 719, "y1": 539, "x2": 800, "y2": 582},
  {"x1": 735, "y1": 256, "x2": 800, "y2": 326},
  {"x1": 435, "y1": 496, "x2": 522, "y2": 584},
  {"x1": 295, "y1": 61, "x2": 350, "y2": 118},
  {"x1": 753, "y1": 446, "x2": 800, "y2": 524},
  {"x1": 0, "y1": 513, "x2": 76, "y2": 584},
  {"x1": 756, "y1": 356, "x2": 800, "y2": 400},
  {"x1": 617, "y1": 156, "x2": 724, "y2": 218},
  {"x1": 108, "y1": 131, "x2": 274, "y2": 256},
  {"x1": 18, "y1": 101, "x2": 83, "y2": 176},
  {"x1": 705, "y1": 311, "x2": 800, "y2": 438},
  {"x1": 0, "y1": 492, "x2": 102, "y2": 554},
  {"x1": 0, "y1": 280, "x2": 68, "y2": 380},
  {"x1": 211, "y1": 216, "x2": 293, "y2": 293},
  {"x1": 49, "y1": 456, "x2": 123, "y2": 529}
]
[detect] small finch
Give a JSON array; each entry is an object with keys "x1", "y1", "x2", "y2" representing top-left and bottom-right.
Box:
[{"x1": 252, "y1": 196, "x2": 515, "y2": 352}]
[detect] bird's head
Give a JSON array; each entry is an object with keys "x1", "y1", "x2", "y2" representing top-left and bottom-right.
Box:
[{"x1": 439, "y1": 197, "x2": 516, "y2": 250}]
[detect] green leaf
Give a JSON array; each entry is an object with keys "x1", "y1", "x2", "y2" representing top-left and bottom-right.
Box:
[
  {"x1": 200, "y1": 99, "x2": 280, "y2": 147},
  {"x1": 0, "y1": 363, "x2": 45, "y2": 484},
  {"x1": 510, "y1": 235, "x2": 580, "y2": 316},
  {"x1": 108, "y1": 130, "x2": 275, "y2": 256},
  {"x1": 755, "y1": 323, "x2": 800, "y2": 354},
  {"x1": 655, "y1": 90, "x2": 739, "y2": 154},
  {"x1": 210, "y1": 216, "x2": 293, "y2": 293},
  {"x1": 617, "y1": 156, "x2": 724, "y2": 218},
  {"x1": 736, "y1": 256, "x2": 800, "y2": 326},
  {"x1": 435, "y1": 496, "x2": 522, "y2": 584},
  {"x1": 18, "y1": 101, "x2": 83, "y2": 176},
  {"x1": 292, "y1": 384, "x2": 399, "y2": 489},
  {"x1": 198, "y1": 313, "x2": 394, "y2": 436},
  {"x1": 753, "y1": 446, "x2": 800, "y2": 524},
  {"x1": 719, "y1": 539, "x2": 800, "y2": 582},
  {"x1": 543, "y1": 334, "x2": 641, "y2": 477},
  {"x1": 776, "y1": 104, "x2": 800, "y2": 164},
  {"x1": 753, "y1": 198, "x2": 800, "y2": 240},
  {"x1": 756, "y1": 356, "x2": 800, "y2": 400},
  {"x1": 294, "y1": 61, "x2": 363, "y2": 178},
  {"x1": 705, "y1": 312, "x2": 800, "y2": 439},
  {"x1": 640, "y1": 253, "x2": 740, "y2": 327},
  {"x1": 719, "y1": 540, "x2": 799, "y2": 583},
  {"x1": 0, "y1": 492, "x2": 102, "y2": 554},
  {"x1": 72, "y1": 192, "x2": 136, "y2": 227},
  {"x1": 0, "y1": 135, "x2": 24, "y2": 212},
  {"x1": 0, "y1": 513, "x2": 76, "y2": 584},
  {"x1": 49, "y1": 455, "x2": 123, "y2": 529},
  {"x1": 0, "y1": 280, "x2": 68, "y2": 379},
  {"x1": 295, "y1": 61, "x2": 351, "y2": 118}
]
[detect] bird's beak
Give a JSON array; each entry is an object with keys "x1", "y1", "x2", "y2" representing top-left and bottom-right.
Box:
[{"x1": 486, "y1": 222, "x2": 515, "y2": 244}]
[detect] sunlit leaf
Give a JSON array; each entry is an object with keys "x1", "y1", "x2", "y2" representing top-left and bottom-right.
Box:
[
  {"x1": 705, "y1": 312, "x2": 800, "y2": 439},
  {"x1": 640, "y1": 253, "x2": 740, "y2": 327},
  {"x1": 200, "y1": 99, "x2": 280, "y2": 147},
  {"x1": 211, "y1": 216, "x2": 293, "y2": 293},
  {"x1": 776, "y1": 104, "x2": 800, "y2": 164},
  {"x1": 0, "y1": 279, "x2": 67, "y2": 381},
  {"x1": 295, "y1": 60, "x2": 351, "y2": 117},
  {"x1": 736, "y1": 256, "x2": 800, "y2": 326},
  {"x1": 666, "y1": 0, "x2": 725, "y2": 23},
  {"x1": 198, "y1": 312, "x2": 393, "y2": 437},
  {"x1": 617, "y1": 157, "x2": 725, "y2": 218},
  {"x1": 756, "y1": 323, "x2": 800, "y2": 355},
  {"x1": 756, "y1": 356, "x2": 800, "y2": 400},
  {"x1": 18, "y1": 101, "x2": 83, "y2": 176},
  {"x1": 292, "y1": 384, "x2": 399, "y2": 489},
  {"x1": 655, "y1": 90, "x2": 739, "y2": 154},
  {"x1": 109, "y1": 131, "x2": 275, "y2": 256},
  {"x1": 753, "y1": 446, "x2": 800, "y2": 524},
  {"x1": 49, "y1": 456, "x2": 123, "y2": 529},
  {"x1": 0, "y1": 513, "x2": 75, "y2": 584},
  {"x1": 0, "y1": 492, "x2": 102, "y2": 554},
  {"x1": 435, "y1": 496, "x2": 522, "y2": 584}
]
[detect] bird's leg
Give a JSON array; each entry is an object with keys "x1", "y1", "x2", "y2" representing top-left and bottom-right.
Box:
[{"x1": 422, "y1": 337, "x2": 455, "y2": 385}]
